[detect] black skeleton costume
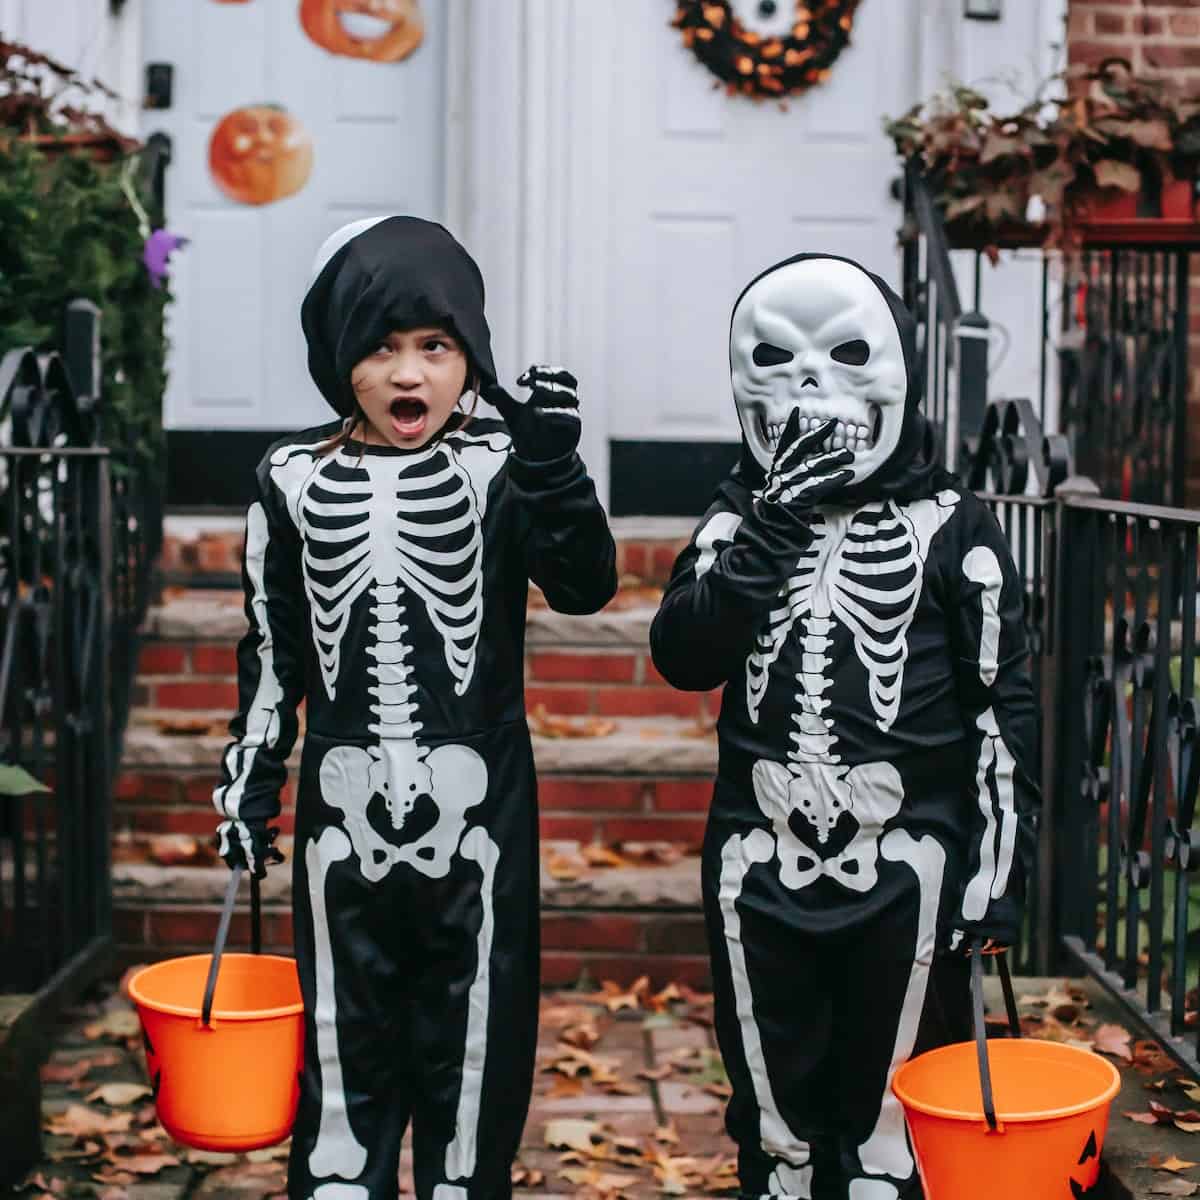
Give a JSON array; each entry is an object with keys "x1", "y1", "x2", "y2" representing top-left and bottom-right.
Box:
[
  {"x1": 212, "y1": 216, "x2": 617, "y2": 1200},
  {"x1": 650, "y1": 254, "x2": 1039, "y2": 1200}
]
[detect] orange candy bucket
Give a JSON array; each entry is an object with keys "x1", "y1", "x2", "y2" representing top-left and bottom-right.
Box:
[
  {"x1": 127, "y1": 869, "x2": 305, "y2": 1151},
  {"x1": 893, "y1": 948, "x2": 1121, "y2": 1200}
]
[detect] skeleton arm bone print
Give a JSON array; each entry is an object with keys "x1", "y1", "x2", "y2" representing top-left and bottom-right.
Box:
[
  {"x1": 213, "y1": 454, "x2": 308, "y2": 870},
  {"x1": 948, "y1": 497, "x2": 1041, "y2": 948},
  {"x1": 507, "y1": 447, "x2": 618, "y2": 615},
  {"x1": 649, "y1": 482, "x2": 820, "y2": 693}
]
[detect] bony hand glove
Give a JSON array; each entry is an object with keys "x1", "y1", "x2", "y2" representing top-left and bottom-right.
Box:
[
  {"x1": 216, "y1": 818, "x2": 284, "y2": 879},
  {"x1": 482, "y1": 365, "x2": 581, "y2": 463},
  {"x1": 759, "y1": 410, "x2": 855, "y2": 512}
]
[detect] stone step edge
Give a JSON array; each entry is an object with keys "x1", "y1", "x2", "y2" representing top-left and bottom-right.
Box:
[
  {"x1": 113, "y1": 848, "x2": 703, "y2": 911},
  {"x1": 122, "y1": 714, "x2": 718, "y2": 774},
  {"x1": 141, "y1": 596, "x2": 659, "y2": 648}
]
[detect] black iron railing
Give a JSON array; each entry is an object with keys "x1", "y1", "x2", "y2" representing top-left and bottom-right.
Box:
[
  {"x1": 0, "y1": 302, "x2": 160, "y2": 994},
  {"x1": 1058, "y1": 246, "x2": 1192, "y2": 508},
  {"x1": 909, "y1": 166, "x2": 1200, "y2": 1071}
]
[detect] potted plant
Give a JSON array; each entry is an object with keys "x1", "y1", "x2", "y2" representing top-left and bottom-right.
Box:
[{"x1": 886, "y1": 58, "x2": 1200, "y2": 255}]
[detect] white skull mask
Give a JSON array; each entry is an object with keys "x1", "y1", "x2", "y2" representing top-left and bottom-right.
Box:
[
  {"x1": 729, "y1": 0, "x2": 797, "y2": 40},
  {"x1": 730, "y1": 258, "x2": 909, "y2": 486}
]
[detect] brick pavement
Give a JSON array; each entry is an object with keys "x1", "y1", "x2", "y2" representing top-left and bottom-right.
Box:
[{"x1": 22, "y1": 977, "x2": 737, "y2": 1199}]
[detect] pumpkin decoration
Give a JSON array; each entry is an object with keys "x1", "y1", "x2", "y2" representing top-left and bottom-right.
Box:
[
  {"x1": 671, "y1": 0, "x2": 862, "y2": 102},
  {"x1": 208, "y1": 105, "x2": 314, "y2": 207},
  {"x1": 299, "y1": 0, "x2": 424, "y2": 63}
]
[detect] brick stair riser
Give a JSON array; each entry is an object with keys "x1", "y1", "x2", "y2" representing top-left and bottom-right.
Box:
[
  {"x1": 134, "y1": 645, "x2": 721, "y2": 721},
  {"x1": 111, "y1": 902, "x2": 712, "y2": 990},
  {"x1": 160, "y1": 531, "x2": 692, "y2": 589},
  {"x1": 114, "y1": 770, "x2": 711, "y2": 847}
]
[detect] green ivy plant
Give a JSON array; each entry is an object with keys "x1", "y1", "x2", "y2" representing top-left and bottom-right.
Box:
[{"x1": 0, "y1": 40, "x2": 167, "y2": 472}]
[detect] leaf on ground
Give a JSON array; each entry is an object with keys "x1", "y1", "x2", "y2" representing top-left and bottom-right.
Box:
[
  {"x1": 90, "y1": 1168, "x2": 137, "y2": 1186},
  {"x1": 85, "y1": 1084, "x2": 152, "y2": 1107},
  {"x1": 82, "y1": 1010, "x2": 141, "y2": 1042},
  {"x1": 560, "y1": 1020, "x2": 601, "y2": 1050},
  {"x1": 558, "y1": 1168, "x2": 636, "y2": 1197},
  {"x1": 19, "y1": 1175, "x2": 66, "y2": 1195},
  {"x1": 597, "y1": 1080, "x2": 642, "y2": 1097},
  {"x1": 183, "y1": 1148, "x2": 239, "y2": 1165},
  {"x1": 581, "y1": 843, "x2": 627, "y2": 869},
  {"x1": 1128, "y1": 1111, "x2": 1164, "y2": 1125},
  {"x1": 511, "y1": 1162, "x2": 545, "y2": 1188},
  {"x1": 544, "y1": 1118, "x2": 606, "y2": 1153},
  {"x1": 544, "y1": 850, "x2": 586, "y2": 881},
  {"x1": 40, "y1": 1060, "x2": 92, "y2": 1085},
  {"x1": 153, "y1": 715, "x2": 213, "y2": 735},
  {"x1": 1184, "y1": 1085, "x2": 1200, "y2": 1104},
  {"x1": 654, "y1": 1123, "x2": 680, "y2": 1145},
  {"x1": 246, "y1": 1142, "x2": 292, "y2": 1163},
  {"x1": 636, "y1": 1064, "x2": 675, "y2": 1081},
  {"x1": 528, "y1": 706, "x2": 616, "y2": 740},
  {"x1": 1150, "y1": 1178, "x2": 1199, "y2": 1196},
  {"x1": 543, "y1": 1045, "x2": 621, "y2": 1084},
  {"x1": 1135, "y1": 1042, "x2": 1181, "y2": 1076},
  {"x1": 619, "y1": 843, "x2": 686, "y2": 869},
  {"x1": 547, "y1": 1075, "x2": 585, "y2": 1099},
  {"x1": 45, "y1": 1105, "x2": 134, "y2": 1138},
  {"x1": 1150, "y1": 1156, "x2": 1200, "y2": 1172},
  {"x1": 147, "y1": 833, "x2": 205, "y2": 866},
  {"x1": 1092, "y1": 1023, "x2": 1134, "y2": 1063}
]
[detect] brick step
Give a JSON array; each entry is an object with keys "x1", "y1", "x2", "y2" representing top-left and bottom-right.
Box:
[
  {"x1": 158, "y1": 516, "x2": 694, "y2": 589},
  {"x1": 116, "y1": 714, "x2": 717, "y2": 845},
  {"x1": 112, "y1": 845, "x2": 709, "y2": 989}
]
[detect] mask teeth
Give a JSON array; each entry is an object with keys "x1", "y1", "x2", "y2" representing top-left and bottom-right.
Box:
[{"x1": 766, "y1": 412, "x2": 876, "y2": 454}]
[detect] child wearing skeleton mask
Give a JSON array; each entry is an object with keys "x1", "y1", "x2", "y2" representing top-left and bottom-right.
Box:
[
  {"x1": 650, "y1": 254, "x2": 1040, "y2": 1200},
  {"x1": 211, "y1": 216, "x2": 617, "y2": 1200}
]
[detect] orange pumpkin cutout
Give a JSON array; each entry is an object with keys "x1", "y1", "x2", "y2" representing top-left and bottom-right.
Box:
[
  {"x1": 208, "y1": 105, "x2": 313, "y2": 207},
  {"x1": 299, "y1": 0, "x2": 424, "y2": 63}
]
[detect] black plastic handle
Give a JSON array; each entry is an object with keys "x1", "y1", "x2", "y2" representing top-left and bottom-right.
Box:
[
  {"x1": 971, "y1": 939, "x2": 1021, "y2": 1132},
  {"x1": 200, "y1": 868, "x2": 262, "y2": 1027}
]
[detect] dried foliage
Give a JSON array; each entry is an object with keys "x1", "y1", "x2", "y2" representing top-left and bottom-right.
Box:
[{"x1": 887, "y1": 58, "x2": 1200, "y2": 252}]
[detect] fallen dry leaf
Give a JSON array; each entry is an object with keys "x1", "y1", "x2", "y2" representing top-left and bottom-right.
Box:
[
  {"x1": 581, "y1": 843, "x2": 628, "y2": 869},
  {"x1": 544, "y1": 849, "x2": 586, "y2": 881},
  {"x1": 544, "y1": 1118, "x2": 606, "y2": 1154},
  {"x1": 636, "y1": 1065, "x2": 675, "y2": 1082},
  {"x1": 528, "y1": 706, "x2": 616, "y2": 739},
  {"x1": 45, "y1": 1104, "x2": 134, "y2": 1138},
  {"x1": 40, "y1": 1061, "x2": 92, "y2": 1086},
  {"x1": 1092, "y1": 1023, "x2": 1134, "y2": 1063},
  {"x1": 152, "y1": 716, "x2": 212, "y2": 736},
  {"x1": 1128, "y1": 1111, "x2": 1162, "y2": 1125},
  {"x1": 558, "y1": 1167, "x2": 637, "y2": 1197},
  {"x1": 547, "y1": 1075, "x2": 585, "y2": 1099},
  {"x1": 654, "y1": 1123, "x2": 680, "y2": 1145},
  {"x1": 86, "y1": 1084, "x2": 152, "y2": 1107},
  {"x1": 1151, "y1": 1156, "x2": 1200, "y2": 1172},
  {"x1": 147, "y1": 834, "x2": 204, "y2": 867},
  {"x1": 82, "y1": 1010, "x2": 141, "y2": 1042},
  {"x1": 618, "y1": 842, "x2": 686, "y2": 868},
  {"x1": 20, "y1": 1175, "x2": 66, "y2": 1195},
  {"x1": 511, "y1": 1162, "x2": 545, "y2": 1188}
]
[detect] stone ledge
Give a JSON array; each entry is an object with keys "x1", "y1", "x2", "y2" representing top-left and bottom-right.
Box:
[
  {"x1": 144, "y1": 592, "x2": 659, "y2": 650},
  {"x1": 122, "y1": 715, "x2": 717, "y2": 775},
  {"x1": 113, "y1": 849, "x2": 703, "y2": 911},
  {"x1": 525, "y1": 606, "x2": 653, "y2": 648}
]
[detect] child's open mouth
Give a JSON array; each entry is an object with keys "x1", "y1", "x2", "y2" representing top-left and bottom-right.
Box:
[{"x1": 389, "y1": 397, "x2": 428, "y2": 438}]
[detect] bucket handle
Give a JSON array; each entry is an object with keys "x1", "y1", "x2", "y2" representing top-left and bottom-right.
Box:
[
  {"x1": 200, "y1": 867, "x2": 263, "y2": 1028},
  {"x1": 971, "y1": 937, "x2": 1022, "y2": 1133}
]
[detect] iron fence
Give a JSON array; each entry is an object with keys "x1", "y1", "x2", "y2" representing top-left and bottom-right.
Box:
[{"x1": 0, "y1": 302, "x2": 160, "y2": 995}]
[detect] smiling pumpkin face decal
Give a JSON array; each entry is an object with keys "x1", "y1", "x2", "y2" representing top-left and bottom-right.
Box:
[
  {"x1": 299, "y1": 0, "x2": 424, "y2": 62},
  {"x1": 208, "y1": 105, "x2": 314, "y2": 206}
]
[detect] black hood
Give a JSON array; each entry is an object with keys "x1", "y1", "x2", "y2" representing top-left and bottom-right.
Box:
[
  {"x1": 729, "y1": 251, "x2": 954, "y2": 505},
  {"x1": 301, "y1": 216, "x2": 497, "y2": 418}
]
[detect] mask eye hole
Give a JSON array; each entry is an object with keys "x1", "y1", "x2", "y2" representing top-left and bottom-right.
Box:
[
  {"x1": 830, "y1": 339, "x2": 870, "y2": 366},
  {"x1": 752, "y1": 342, "x2": 793, "y2": 367}
]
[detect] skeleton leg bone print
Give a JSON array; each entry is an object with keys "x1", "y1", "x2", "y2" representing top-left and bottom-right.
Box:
[{"x1": 715, "y1": 490, "x2": 960, "y2": 1195}]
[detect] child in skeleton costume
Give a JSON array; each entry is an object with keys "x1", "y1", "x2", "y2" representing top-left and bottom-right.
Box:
[
  {"x1": 211, "y1": 216, "x2": 617, "y2": 1200},
  {"x1": 650, "y1": 254, "x2": 1039, "y2": 1200}
]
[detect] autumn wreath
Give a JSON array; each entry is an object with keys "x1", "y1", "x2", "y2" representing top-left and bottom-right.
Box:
[{"x1": 671, "y1": 0, "x2": 862, "y2": 101}]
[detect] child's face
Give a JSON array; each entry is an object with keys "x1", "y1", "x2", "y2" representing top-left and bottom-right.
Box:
[{"x1": 350, "y1": 326, "x2": 469, "y2": 448}]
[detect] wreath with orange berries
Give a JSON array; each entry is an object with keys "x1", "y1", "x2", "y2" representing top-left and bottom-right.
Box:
[{"x1": 671, "y1": 0, "x2": 862, "y2": 101}]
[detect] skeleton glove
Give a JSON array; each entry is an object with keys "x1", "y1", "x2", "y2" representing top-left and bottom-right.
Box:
[
  {"x1": 216, "y1": 818, "x2": 284, "y2": 880},
  {"x1": 483, "y1": 365, "x2": 580, "y2": 463},
  {"x1": 759, "y1": 410, "x2": 855, "y2": 515}
]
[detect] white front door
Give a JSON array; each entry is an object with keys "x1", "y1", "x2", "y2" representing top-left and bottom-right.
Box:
[
  {"x1": 604, "y1": 2, "x2": 923, "y2": 452},
  {"x1": 142, "y1": 0, "x2": 447, "y2": 432}
]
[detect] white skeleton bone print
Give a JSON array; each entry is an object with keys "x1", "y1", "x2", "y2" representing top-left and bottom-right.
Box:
[
  {"x1": 268, "y1": 429, "x2": 509, "y2": 1198},
  {"x1": 697, "y1": 489, "x2": 959, "y2": 1199}
]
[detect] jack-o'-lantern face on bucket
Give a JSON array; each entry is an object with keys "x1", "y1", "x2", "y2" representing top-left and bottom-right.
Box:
[
  {"x1": 299, "y1": 0, "x2": 424, "y2": 62},
  {"x1": 208, "y1": 105, "x2": 314, "y2": 206}
]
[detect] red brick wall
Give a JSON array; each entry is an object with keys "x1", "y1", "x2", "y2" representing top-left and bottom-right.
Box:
[{"x1": 1067, "y1": 0, "x2": 1200, "y2": 504}]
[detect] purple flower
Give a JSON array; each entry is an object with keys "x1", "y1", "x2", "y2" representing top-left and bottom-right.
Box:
[{"x1": 142, "y1": 229, "x2": 189, "y2": 288}]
